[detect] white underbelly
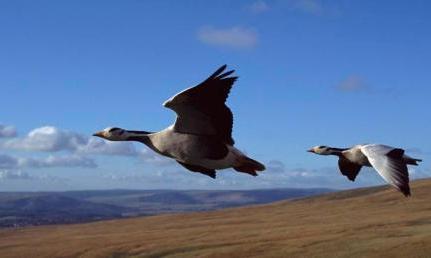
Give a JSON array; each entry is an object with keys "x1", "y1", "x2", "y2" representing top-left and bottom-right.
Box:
[{"x1": 191, "y1": 145, "x2": 243, "y2": 170}]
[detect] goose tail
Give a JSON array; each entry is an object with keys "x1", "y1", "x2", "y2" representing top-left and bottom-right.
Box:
[{"x1": 234, "y1": 156, "x2": 266, "y2": 176}]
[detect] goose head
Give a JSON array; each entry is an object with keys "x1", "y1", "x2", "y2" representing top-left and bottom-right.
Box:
[
  {"x1": 307, "y1": 145, "x2": 332, "y2": 155},
  {"x1": 93, "y1": 127, "x2": 127, "y2": 141}
]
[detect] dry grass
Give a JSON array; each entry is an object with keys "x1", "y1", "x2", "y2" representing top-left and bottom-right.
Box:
[{"x1": 1, "y1": 179, "x2": 431, "y2": 258}]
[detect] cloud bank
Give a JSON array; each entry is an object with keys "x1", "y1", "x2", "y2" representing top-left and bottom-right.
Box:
[{"x1": 0, "y1": 125, "x2": 169, "y2": 169}]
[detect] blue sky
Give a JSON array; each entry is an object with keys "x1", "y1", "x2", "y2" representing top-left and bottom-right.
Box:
[{"x1": 0, "y1": 0, "x2": 430, "y2": 191}]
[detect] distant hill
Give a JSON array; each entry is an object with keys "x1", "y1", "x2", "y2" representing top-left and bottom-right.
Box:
[
  {"x1": 0, "y1": 179, "x2": 430, "y2": 258},
  {"x1": 0, "y1": 188, "x2": 331, "y2": 227}
]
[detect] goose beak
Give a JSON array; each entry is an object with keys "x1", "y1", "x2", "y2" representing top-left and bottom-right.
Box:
[
  {"x1": 307, "y1": 148, "x2": 314, "y2": 153},
  {"x1": 92, "y1": 131, "x2": 105, "y2": 138}
]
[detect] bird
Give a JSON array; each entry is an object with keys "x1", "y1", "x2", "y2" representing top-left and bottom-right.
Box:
[
  {"x1": 307, "y1": 144, "x2": 422, "y2": 197},
  {"x1": 93, "y1": 65, "x2": 265, "y2": 179}
]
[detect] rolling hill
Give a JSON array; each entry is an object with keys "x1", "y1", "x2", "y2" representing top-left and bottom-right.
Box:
[
  {"x1": 1, "y1": 179, "x2": 431, "y2": 258},
  {"x1": 0, "y1": 188, "x2": 331, "y2": 227}
]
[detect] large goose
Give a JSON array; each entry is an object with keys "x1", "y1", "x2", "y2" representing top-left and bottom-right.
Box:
[
  {"x1": 93, "y1": 65, "x2": 265, "y2": 179},
  {"x1": 308, "y1": 144, "x2": 422, "y2": 196}
]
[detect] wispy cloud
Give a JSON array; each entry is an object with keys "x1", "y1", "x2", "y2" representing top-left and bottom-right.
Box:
[
  {"x1": 0, "y1": 153, "x2": 97, "y2": 169},
  {"x1": 284, "y1": 0, "x2": 324, "y2": 15},
  {"x1": 197, "y1": 26, "x2": 258, "y2": 49},
  {"x1": 19, "y1": 155, "x2": 97, "y2": 169},
  {"x1": 247, "y1": 1, "x2": 270, "y2": 14},
  {"x1": 336, "y1": 75, "x2": 368, "y2": 92},
  {"x1": 76, "y1": 137, "x2": 137, "y2": 156},
  {"x1": 0, "y1": 124, "x2": 17, "y2": 138},
  {"x1": 0, "y1": 170, "x2": 33, "y2": 180},
  {"x1": 0, "y1": 170, "x2": 69, "y2": 182}
]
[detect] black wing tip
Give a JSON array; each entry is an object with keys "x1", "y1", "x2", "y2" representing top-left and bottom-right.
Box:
[
  {"x1": 219, "y1": 64, "x2": 227, "y2": 71},
  {"x1": 208, "y1": 64, "x2": 238, "y2": 81},
  {"x1": 209, "y1": 64, "x2": 228, "y2": 79},
  {"x1": 398, "y1": 185, "x2": 411, "y2": 197},
  {"x1": 217, "y1": 70, "x2": 236, "y2": 79}
]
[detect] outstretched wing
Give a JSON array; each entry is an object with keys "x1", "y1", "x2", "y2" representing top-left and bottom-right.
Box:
[
  {"x1": 163, "y1": 65, "x2": 237, "y2": 145},
  {"x1": 360, "y1": 144, "x2": 410, "y2": 196}
]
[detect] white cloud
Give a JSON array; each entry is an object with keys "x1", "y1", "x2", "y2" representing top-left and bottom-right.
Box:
[
  {"x1": 336, "y1": 75, "x2": 367, "y2": 92},
  {"x1": 0, "y1": 126, "x2": 174, "y2": 168},
  {"x1": 3, "y1": 126, "x2": 86, "y2": 152},
  {"x1": 248, "y1": 1, "x2": 270, "y2": 14},
  {"x1": 2, "y1": 126, "x2": 137, "y2": 156},
  {"x1": 197, "y1": 26, "x2": 258, "y2": 49},
  {"x1": 0, "y1": 124, "x2": 17, "y2": 138},
  {"x1": 0, "y1": 153, "x2": 96, "y2": 169}
]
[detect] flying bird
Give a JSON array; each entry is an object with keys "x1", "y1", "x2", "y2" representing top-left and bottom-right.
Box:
[
  {"x1": 93, "y1": 65, "x2": 265, "y2": 179},
  {"x1": 308, "y1": 144, "x2": 422, "y2": 196}
]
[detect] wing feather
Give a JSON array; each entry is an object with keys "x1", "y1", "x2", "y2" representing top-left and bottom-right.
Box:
[
  {"x1": 163, "y1": 65, "x2": 237, "y2": 145},
  {"x1": 360, "y1": 144, "x2": 410, "y2": 196}
]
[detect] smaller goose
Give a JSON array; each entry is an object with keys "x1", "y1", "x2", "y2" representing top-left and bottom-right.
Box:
[{"x1": 308, "y1": 144, "x2": 422, "y2": 196}]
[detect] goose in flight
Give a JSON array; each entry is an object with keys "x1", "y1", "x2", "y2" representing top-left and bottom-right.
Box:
[
  {"x1": 93, "y1": 65, "x2": 265, "y2": 179},
  {"x1": 308, "y1": 144, "x2": 422, "y2": 196}
]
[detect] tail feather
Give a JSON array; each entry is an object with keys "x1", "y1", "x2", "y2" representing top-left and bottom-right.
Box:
[{"x1": 234, "y1": 156, "x2": 265, "y2": 176}]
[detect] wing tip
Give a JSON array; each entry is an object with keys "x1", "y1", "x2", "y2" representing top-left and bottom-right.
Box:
[
  {"x1": 401, "y1": 187, "x2": 411, "y2": 197},
  {"x1": 209, "y1": 64, "x2": 228, "y2": 79},
  {"x1": 208, "y1": 64, "x2": 239, "y2": 81}
]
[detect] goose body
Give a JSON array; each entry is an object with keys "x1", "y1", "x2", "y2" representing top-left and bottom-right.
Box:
[
  {"x1": 94, "y1": 65, "x2": 265, "y2": 179},
  {"x1": 147, "y1": 127, "x2": 245, "y2": 169},
  {"x1": 308, "y1": 144, "x2": 422, "y2": 196}
]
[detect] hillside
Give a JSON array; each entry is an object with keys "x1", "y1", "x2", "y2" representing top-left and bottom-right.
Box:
[
  {"x1": 0, "y1": 188, "x2": 330, "y2": 227},
  {"x1": 1, "y1": 179, "x2": 431, "y2": 258}
]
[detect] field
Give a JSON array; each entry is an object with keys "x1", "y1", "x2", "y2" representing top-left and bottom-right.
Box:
[{"x1": 1, "y1": 179, "x2": 430, "y2": 258}]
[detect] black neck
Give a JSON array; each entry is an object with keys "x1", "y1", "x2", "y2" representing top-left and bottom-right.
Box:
[
  {"x1": 124, "y1": 130, "x2": 152, "y2": 144},
  {"x1": 127, "y1": 130, "x2": 153, "y2": 135},
  {"x1": 328, "y1": 147, "x2": 347, "y2": 156}
]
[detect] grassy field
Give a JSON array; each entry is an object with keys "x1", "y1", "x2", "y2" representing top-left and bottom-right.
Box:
[{"x1": 1, "y1": 179, "x2": 431, "y2": 258}]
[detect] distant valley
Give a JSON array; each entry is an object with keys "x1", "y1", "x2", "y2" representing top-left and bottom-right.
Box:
[{"x1": 0, "y1": 188, "x2": 332, "y2": 227}]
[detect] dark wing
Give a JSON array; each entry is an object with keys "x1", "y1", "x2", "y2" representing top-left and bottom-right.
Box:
[
  {"x1": 163, "y1": 65, "x2": 237, "y2": 145},
  {"x1": 176, "y1": 161, "x2": 216, "y2": 179},
  {"x1": 338, "y1": 157, "x2": 362, "y2": 181},
  {"x1": 361, "y1": 144, "x2": 411, "y2": 197}
]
